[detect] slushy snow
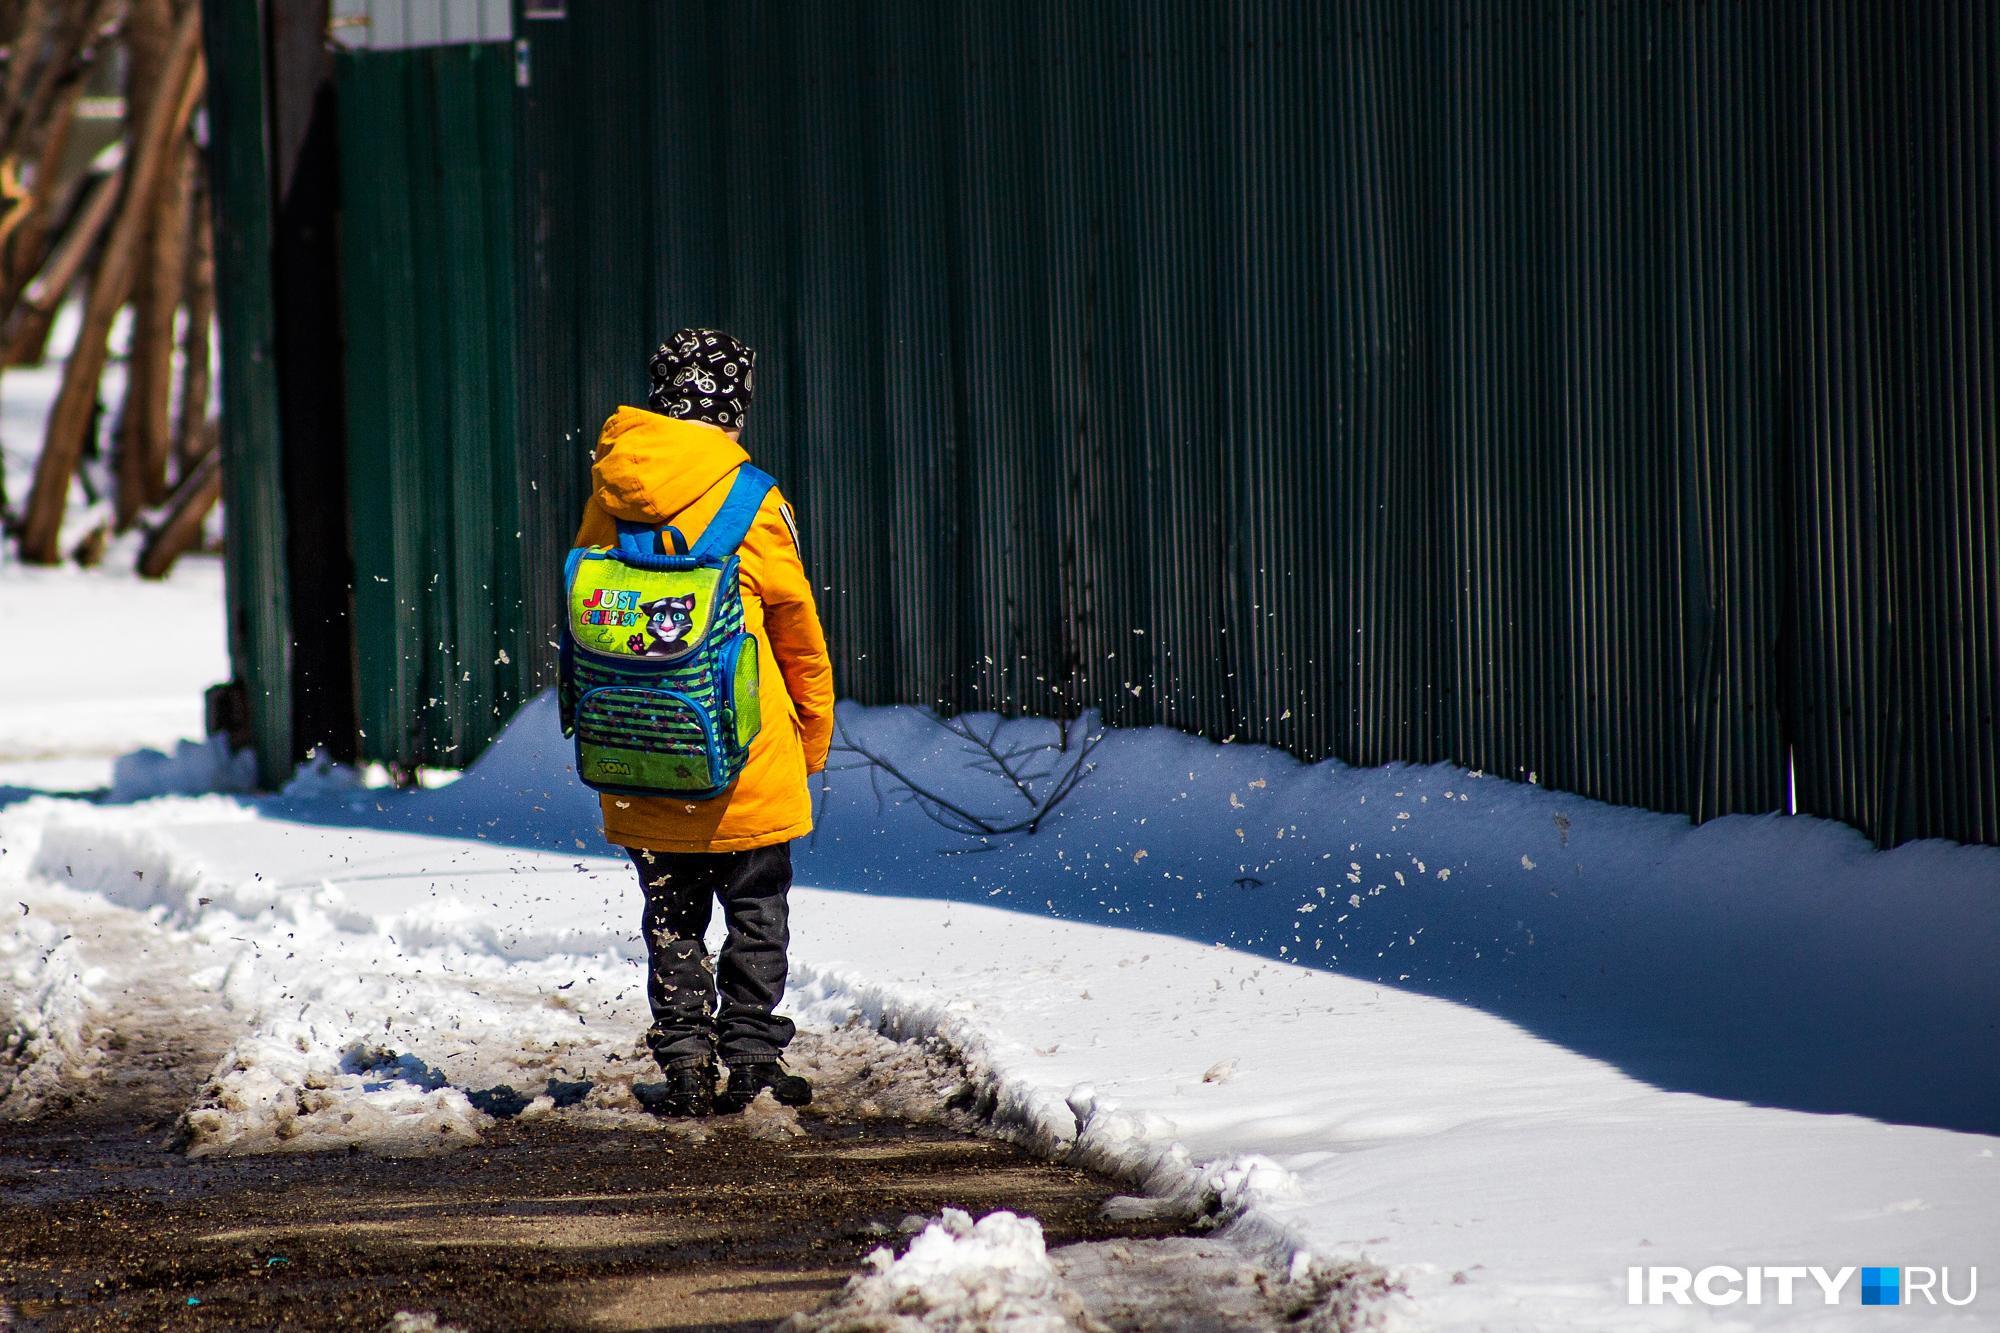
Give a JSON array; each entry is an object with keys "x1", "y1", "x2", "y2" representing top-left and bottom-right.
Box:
[
  {"x1": 784, "y1": 1209, "x2": 1092, "y2": 1332},
  {"x1": 786, "y1": 1209, "x2": 1392, "y2": 1332},
  {"x1": 0, "y1": 903, "x2": 107, "y2": 1119}
]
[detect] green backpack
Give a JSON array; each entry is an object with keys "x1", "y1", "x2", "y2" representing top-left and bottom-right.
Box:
[{"x1": 558, "y1": 465, "x2": 774, "y2": 798}]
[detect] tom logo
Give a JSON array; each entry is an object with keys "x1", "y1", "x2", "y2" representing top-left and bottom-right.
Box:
[{"x1": 593, "y1": 759, "x2": 633, "y2": 777}]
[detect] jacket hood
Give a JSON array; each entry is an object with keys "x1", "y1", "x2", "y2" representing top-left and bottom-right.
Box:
[{"x1": 591, "y1": 407, "x2": 749, "y2": 523}]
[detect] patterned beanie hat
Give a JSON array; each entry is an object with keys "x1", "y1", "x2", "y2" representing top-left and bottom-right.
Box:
[{"x1": 647, "y1": 328, "x2": 756, "y2": 427}]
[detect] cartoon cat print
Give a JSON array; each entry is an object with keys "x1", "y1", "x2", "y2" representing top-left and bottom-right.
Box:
[{"x1": 628, "y1": 593, "x2": 697, "y2": 657}]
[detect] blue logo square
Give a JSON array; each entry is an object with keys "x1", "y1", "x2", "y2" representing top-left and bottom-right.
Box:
[{"x1": 1862, "y1": 1267, "x2": 1901, "y2": 1306}]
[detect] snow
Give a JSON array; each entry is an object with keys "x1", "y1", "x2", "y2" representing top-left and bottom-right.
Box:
[
  {"x1": 0, "y1": 897, "x2": 107, "y2": 1119},
  {"x1": 0, "y1": 302, "x2": 124, "y2": 534},
  {"x1": 2, "y1": 566, "x2": 1997, "y2": 1329},
  {"x1": 0, "y1": 557, "x2": 227, "y2": 786},
  {"x1": 383, "y1": 1314, "x2": 468, "y2": 1333},
  {"x1": 785, "y1": 1209, "x2": 1391, "y2": 1332},
  {"x1": 0, "y1": 300, "x2": 227, "y2": 793},
  {"x1": 109, "y1": 734, "x2": 257, "y2": 801},
  {"x1": 806, "y1": 707, "x2": 1999, "y2": 1136},
  {"x1": 784, "y1": 1208, "x2": 1090, "y2": 1332}
]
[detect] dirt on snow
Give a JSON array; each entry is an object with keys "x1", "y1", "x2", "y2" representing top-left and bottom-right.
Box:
[{"x1": 0, "y1": 1003, "x2": 1186, "y2": 1332}]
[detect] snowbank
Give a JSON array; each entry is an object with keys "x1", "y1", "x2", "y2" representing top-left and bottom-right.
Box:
[
  {"x1": 801, "y1": 703, "x2": 2000, "y2": 1135},
  {"x1": 2, "y1": 693, "x2": 1996, "y2": 1329},
  {"x1": 0, "y1": 919, "x2": 105, "y2": 1119},
  {"x1": 782, "y1": 963, "x2": 1313, "y2": 1264},
  {"x1": 109, "y1": 735, "x2": 257, "y2": 801}
]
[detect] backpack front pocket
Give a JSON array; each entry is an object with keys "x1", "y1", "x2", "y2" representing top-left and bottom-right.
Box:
[
  {"x1": 574, "y1": 684, "x2": 723, "y2": 795},
  {"x1": 718, "y1": 632, "x2": 762, "y2": 756},
  {"x1": 567, "y1": 555, "x2": 732, "y2": 663}
]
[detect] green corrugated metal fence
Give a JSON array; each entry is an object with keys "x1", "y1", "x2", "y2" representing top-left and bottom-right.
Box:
[
  {"x1": 212, "y1": 2, "x2": 1994, "y2": 846},
  {"x1": 503, "y1": 0, "x2": 1996, "y2": 848},
  {"x1": 336, "y1": 41, "x2": 527, "y2": 772},
  {"x1": 200, "y1": 0, "x2": 293, "y2": 786}
]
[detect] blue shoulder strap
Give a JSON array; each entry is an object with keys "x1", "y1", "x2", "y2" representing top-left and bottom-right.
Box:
[
  {"x1": 608, "y1": 465, "x2": 774, "y2": 564},
  {"x1": 613, "y1": 519, "x2": 688, "y2": 557},
  {"x1": 688, "y1": 465, "x2": 776, "y2": 561}
]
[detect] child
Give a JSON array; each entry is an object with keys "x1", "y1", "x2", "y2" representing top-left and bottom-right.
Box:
[{"x1": 571, "y1": 328, "x2": 834, "y2": 1116}]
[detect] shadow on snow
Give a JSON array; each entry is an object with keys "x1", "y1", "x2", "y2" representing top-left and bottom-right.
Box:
[{"x1": 99, "y1": 692, "x2": 2000, "y2": 1138}]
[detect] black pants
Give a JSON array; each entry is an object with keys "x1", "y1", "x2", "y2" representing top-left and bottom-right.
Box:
[{"x1": 626, "y1": 842, "x2": 797, "y2": 1070}]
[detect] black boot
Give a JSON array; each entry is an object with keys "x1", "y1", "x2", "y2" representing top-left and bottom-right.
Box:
[
  {"x1": 635, "y1": 1062, "x2": 717, "y2": 1118},
  {"x1": 716, "y1": 1060, "x2": 812, "y2": 1113}
]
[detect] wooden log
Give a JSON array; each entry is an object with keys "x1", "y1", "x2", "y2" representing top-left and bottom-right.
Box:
[
  {"x1": 112, "y1": 0, "x2": 178, "y2": 524},
  {"x1": 69, "y1": 513, "x2": 108, "y2": 565},
  {"x1": 0, "y1": 153, "x2": 81, "y2": 337},
  {"x1": 172, "y1": 150, "x2": 213, "y2": 474},
  {"x1": 0, "y1": 157, "x2": 30, "y2": 256},
  {"x1": 0, "y1": 1, "x2": 34, "y2": 48},
  {"x1": 15, "y1": 7, "x2": 200, "y2": 563},
  {"x1": 0, "y1": 0, "x2": 103, "y2": 274},
  {"x1": 137, "y1": 427, "x2": 217, "y2": 578},
  {"x1": 0, "y1": 0, "x2": 92, "y2": 494},
  {"x1": 0, "y1": 31, "x2": 87, "y2": 317},
  {"x1": 123, "y1": 0, "x2": 174, "y2": 143},
  {"x1": 0, "y1": 157, "x2": 119, "y2": 365},
  {"x1": 0, "y1": 0, "x2": 107, "y2": 167},
  {"x1": 0, "y1": 0, "x2": 37, "y2": 441},
  {"x1": 0, "y1": 0, "x2": 55, "y2": 144},
  {"x1": 116, "y1": 157, "x2": 191, "y2": 516}
]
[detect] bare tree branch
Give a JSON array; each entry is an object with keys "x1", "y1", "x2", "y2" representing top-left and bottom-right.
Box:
[{"x1": 828, "y1": 709, "x2": 1102, "y2": 839}]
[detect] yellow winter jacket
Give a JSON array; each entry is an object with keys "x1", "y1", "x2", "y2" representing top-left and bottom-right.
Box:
[{"x1": 571, "y1": 408, "x2": 834, "y2": 852}]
